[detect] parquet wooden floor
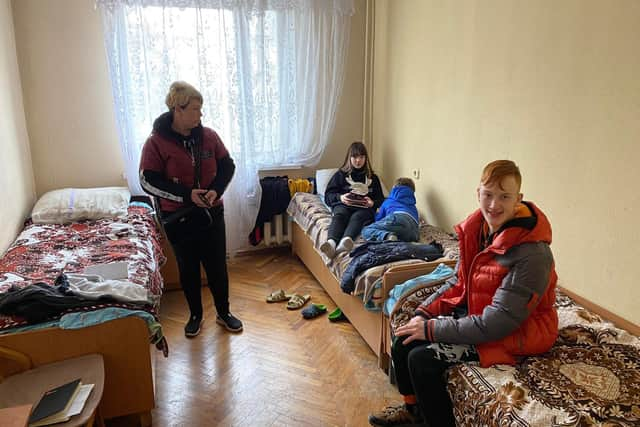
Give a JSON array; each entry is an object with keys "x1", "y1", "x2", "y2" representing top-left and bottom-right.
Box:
[{"x1": 150, "y1": 248, "x2": 399, "y2": 427}]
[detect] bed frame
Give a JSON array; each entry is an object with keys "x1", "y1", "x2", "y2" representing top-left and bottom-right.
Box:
[
  {"x1": 291, "y1": 222, "x2": 456, "y2": 370},
  {"x1": 0, "y1": 316, "x2": 154, "y2": 426}
]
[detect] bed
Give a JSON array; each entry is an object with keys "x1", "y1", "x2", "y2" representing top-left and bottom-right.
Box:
[
  {"x1": 287, "y1": 191, "x2": 458, "y2": 368},
  {"x1": 386, "y1": 269, "x2": 640, "y2": 426},
  {"x1": 0, "y1": 187, "x2": 166, "y2": 425}
]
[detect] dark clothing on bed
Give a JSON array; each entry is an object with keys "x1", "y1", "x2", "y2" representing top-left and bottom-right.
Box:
[
  {"x1": 340, "y1": 241, "x2": 444, "y2": 294},
  {"x1": 0, "y1": 276, "x2": 115, "y2": 323}
]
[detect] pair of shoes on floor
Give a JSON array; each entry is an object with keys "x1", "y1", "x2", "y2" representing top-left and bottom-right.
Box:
[
  {"x1": 328, "y1": 307, "x2": 348, "y2": 322},
  {"x1": 368, "y1": 403, "x2": 424, "y2": 426},
  {"x1": 266, "y1": 289, "x2": 292, "y2": 303},
  {"x1": 265, "y1": 289, "x2": 311, "y2": 310},
  {"x1": 185, "y1": 312, "x2": 244, "y2": 337},
  {"x1": 287, "y1": 293, "x2": 311, "y2": 310},
  {"x1": 301, "y1": 303, "x2": 327, "y2": 319}
]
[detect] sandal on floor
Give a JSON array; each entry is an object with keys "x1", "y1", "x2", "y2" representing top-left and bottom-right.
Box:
[
  {"x1": 328, "y1": 307, "x2": 348, "y2": 322},
  {"x1": 266, "y1": 289, "x2": 292, "y2": 303},
  {"x1": 287, "y1": 294, "x2": 311, "y2": 310},
  {"x1": 302, "y1": 304, "x2": 327, "y2": 319}
]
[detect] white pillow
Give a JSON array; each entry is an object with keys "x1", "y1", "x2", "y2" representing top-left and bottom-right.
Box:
[
  {"x1": 315, "y1": 168, "x2": 338, "y2": 197},
  {"x1": 32, "y1": 187, "x2": 131, "y2": 224}
]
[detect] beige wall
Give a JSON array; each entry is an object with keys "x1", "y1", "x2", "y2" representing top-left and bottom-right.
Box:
[
  {"x1": 372, "y1": 0, "x2": 640, "y2": 325},
  {"x1": 11, "y1": 0, "x2": 366, "y2": 195},
  {"x1": 0, "y1": 0, "x2": 35, "y2": 255},
  {"x1": 12, "y1": 0, "x2": 125, "y2": 195}
]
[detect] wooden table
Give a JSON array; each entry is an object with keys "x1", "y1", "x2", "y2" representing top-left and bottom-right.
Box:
[{"x1": 0, "y1": 354, "x2": 104, "y2": 427}]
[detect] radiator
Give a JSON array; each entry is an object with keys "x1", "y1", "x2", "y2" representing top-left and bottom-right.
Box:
[{"x1": 262, "y1": 213, "x2": 293, "y2": 246}]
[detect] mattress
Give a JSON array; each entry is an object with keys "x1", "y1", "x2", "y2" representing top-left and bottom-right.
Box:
[{"x1": 0, "y1": 204, "x2": 165, "y2": 333}]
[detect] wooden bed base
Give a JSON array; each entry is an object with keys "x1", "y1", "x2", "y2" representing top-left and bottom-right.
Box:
[
  {"x1": 292, "y1": 223, "x2": 381, "y2": 354},
  {"x1": 0, "y1": 316, "x2": 154, "y2": 426},
  {"x1": 291, "y1": 222, "x2": 454, "y2": 370}
]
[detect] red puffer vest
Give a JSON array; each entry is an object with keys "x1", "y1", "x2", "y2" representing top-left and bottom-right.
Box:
[{"x1": 427, "y1": 202, "x2": 558, "y2": 367}]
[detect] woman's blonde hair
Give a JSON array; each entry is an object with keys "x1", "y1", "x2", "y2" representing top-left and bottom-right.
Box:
[{"x1": 165, "y1": 81, "x2": 203, "y2": 111}]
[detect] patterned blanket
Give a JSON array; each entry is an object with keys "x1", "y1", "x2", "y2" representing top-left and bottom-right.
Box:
[
  {"x1": 0, "y1": 205, "x2": 166, "y2": 331},
  {"x1": 390, "y1": 289, "x2": 640, "y2": 426}
]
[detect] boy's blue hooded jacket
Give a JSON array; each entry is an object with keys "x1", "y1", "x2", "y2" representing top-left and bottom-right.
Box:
[{"x1": 375, "y1": 185, "x2": 419, "y2": 222}]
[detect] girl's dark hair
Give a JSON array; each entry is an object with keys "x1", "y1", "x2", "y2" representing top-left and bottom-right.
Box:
[{"x1": 340, "y1": 141, "x2": 374, "y2": 177}]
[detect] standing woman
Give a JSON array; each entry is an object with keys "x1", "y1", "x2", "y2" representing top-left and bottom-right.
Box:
[
  {"x1": 140, "y1": 81, "x2": 243, "y2": 337},
  {"x1": 321, "y1": 142, "x2": 384, "y2": 260}
]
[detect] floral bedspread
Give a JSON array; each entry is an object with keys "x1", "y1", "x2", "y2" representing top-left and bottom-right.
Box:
[
  {"x1": 391, "y1": 289, "x2": 640, "y2": 426},
  {"x1": 286, "y1": 192, "x2": 459, "y2": 299},
  {"x1": 0, "y1": 206, "x2": 166, "y2": 331}
]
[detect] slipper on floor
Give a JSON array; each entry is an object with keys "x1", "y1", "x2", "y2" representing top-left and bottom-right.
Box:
[
  {"x1": 302, "y1": 304, "x2": 327, "y2": 319},
  {"x1": 328, "y1": 307, "x2": 348, "y2": 322},
  {"x1": 266, "y1": 289, "x2": 292, "y2": 303},
  {"x1": 287, "y1": 294, "x2": 311, "y2": 310}
]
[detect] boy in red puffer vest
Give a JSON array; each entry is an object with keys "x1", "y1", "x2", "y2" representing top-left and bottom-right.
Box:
[{"x1": 369, "y1": 160, "x2": 558, "y2": 427}]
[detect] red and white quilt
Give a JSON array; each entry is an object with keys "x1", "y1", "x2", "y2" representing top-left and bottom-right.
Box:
[{"x1": 0, "y1": 206, "x2": 166, "y2": 331}]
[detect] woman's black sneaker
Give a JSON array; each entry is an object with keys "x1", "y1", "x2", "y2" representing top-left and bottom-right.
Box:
[
  {"x1": 216, "y1": 313, "x2": 243, "y2": 332},
  {"x1": 184, "y1": 315, "x2": 203, "y2": 338}
]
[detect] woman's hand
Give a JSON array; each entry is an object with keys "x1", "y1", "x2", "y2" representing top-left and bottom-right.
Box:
[
  {"x1": 364, "y1": 196, "x2": 374, "y2": 208},
  {"x1": 191, "y1": 189, "x2": 210, "y2": 208},
  {"x1": 394, "y1": 316, "x2": 427, "y2": 345},
  {"x1": 204, "y1": 190, "x2": 217, "y2": 206}
]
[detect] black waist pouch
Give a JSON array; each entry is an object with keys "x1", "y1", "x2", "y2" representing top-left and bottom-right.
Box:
[{"x1": 161, "y1": 206, "x2": 214, "y2": 242}]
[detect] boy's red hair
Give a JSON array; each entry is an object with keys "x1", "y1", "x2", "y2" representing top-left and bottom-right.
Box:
[{"x1": 481, "y1": 160, "x2": 522, "y2": 191}]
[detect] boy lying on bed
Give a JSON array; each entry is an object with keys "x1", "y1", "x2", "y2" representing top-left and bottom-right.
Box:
[
  {"x1": 361, "y1": 177, "x2": 420, "y2": 243},
  {"x1": 369, "y1": 160, "x2": 558, "y2": 427}
]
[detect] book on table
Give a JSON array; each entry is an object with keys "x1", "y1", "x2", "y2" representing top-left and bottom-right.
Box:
[{"x1": 27, "y1": 379, "x2": 94, "y2": 427}]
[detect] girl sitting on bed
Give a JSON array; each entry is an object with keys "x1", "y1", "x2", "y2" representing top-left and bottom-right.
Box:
[{"x1": 320, "y1": 142, "x2": 384, "y2": 260}]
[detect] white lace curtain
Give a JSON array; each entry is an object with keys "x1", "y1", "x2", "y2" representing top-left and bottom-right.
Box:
[{"x1": 96, "y1": 0, "x2": 354, "y2": 253}]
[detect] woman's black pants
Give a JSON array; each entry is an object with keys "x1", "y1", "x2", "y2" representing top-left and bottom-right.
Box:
[
  {"x1": 328, "y1": 204, "x2": 374, "y2": 242},
  {"x1": 164, "y1": 205, "x2": 230, "y2": 318}
]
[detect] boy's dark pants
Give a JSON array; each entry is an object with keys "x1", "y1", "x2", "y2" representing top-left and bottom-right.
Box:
[{"x1": 391, "y1": 337, "x2": 457, "y2": 427}]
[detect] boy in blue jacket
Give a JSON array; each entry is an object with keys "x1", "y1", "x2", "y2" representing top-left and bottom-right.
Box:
[{"x1": 361, "y1": 177, "x2": 420, "y2": 242}]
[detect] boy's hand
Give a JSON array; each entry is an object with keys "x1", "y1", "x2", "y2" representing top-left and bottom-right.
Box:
[{"x1": 395, "y1": 315, "x2": 427, "y2": 345}]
